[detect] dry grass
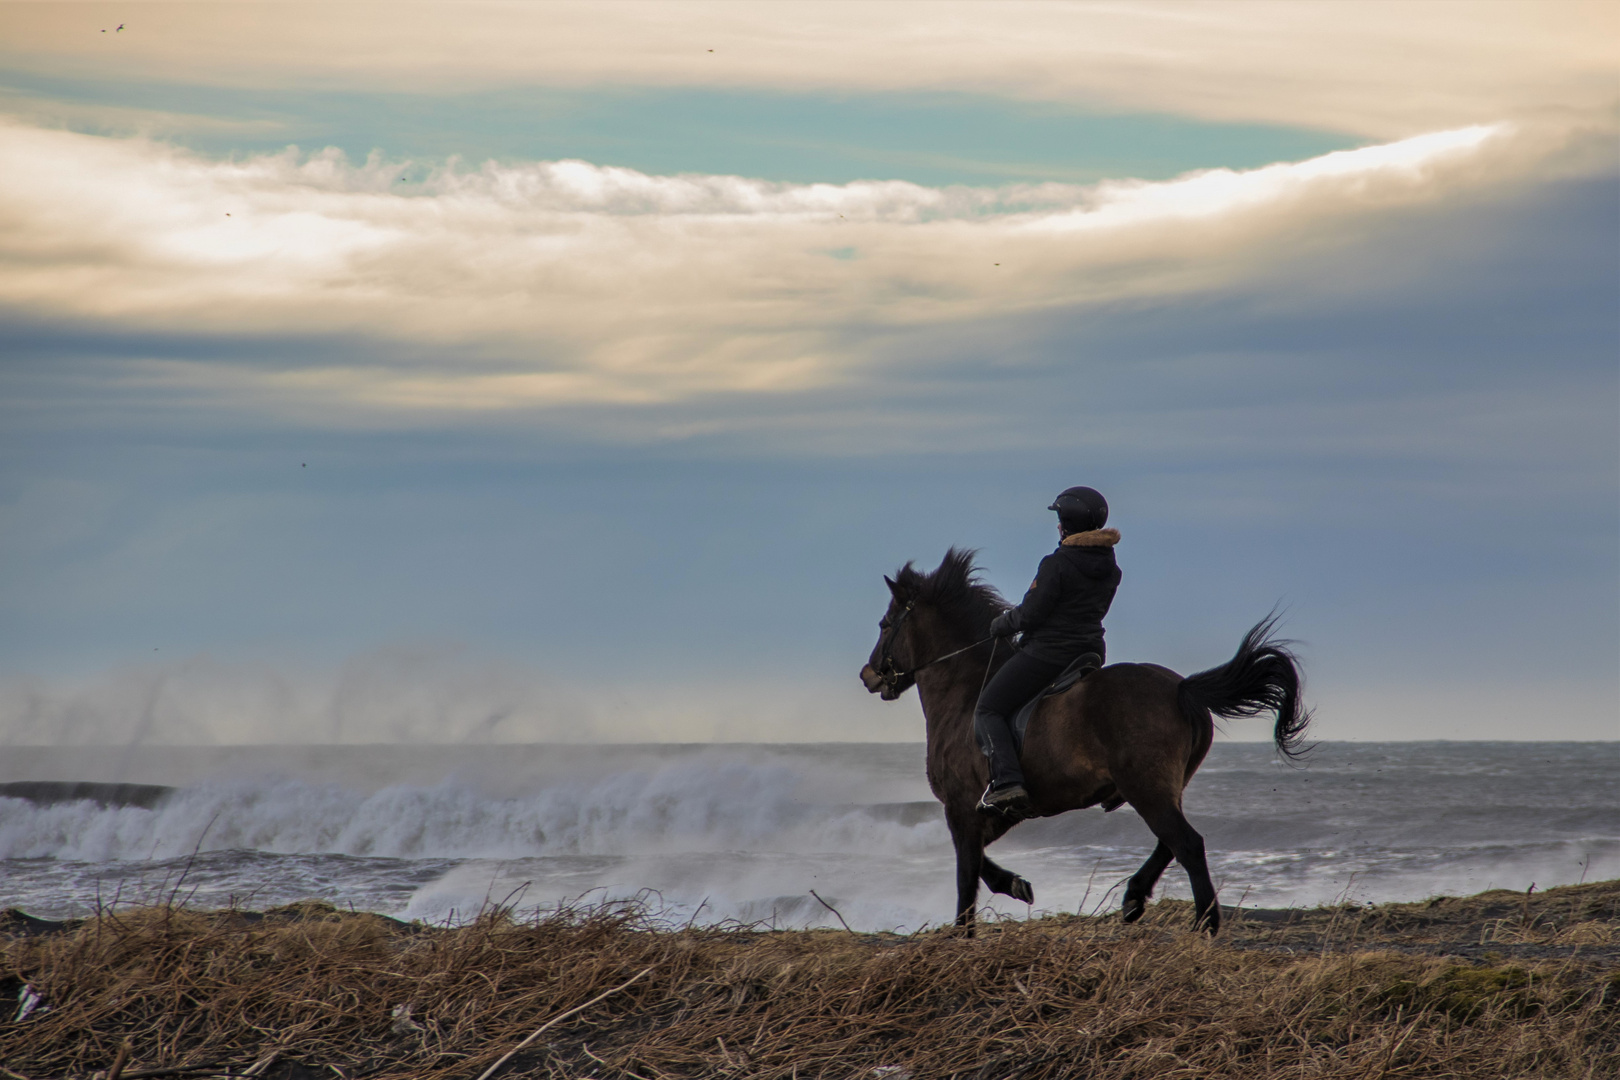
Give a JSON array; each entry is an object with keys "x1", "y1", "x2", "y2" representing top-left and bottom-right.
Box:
[{"x1": 2, "y1": 881, "x2": 1616, "y2": 1080}]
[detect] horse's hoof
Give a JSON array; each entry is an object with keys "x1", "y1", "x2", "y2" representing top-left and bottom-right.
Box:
[
  {"x1": 1008, "y1": 876, "x2": 1034, "y2": 904},
  {"x1": 1121, "y1": 897, "x2": 1146, "y2": 923},
  {"x1": 1193, "y1": 907, "x2": 1221, "y2": 935}
]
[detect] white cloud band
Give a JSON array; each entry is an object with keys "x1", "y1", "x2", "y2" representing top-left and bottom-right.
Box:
[{"x1": 0, "y1": 116, "x2": 1585, "y2": 411}]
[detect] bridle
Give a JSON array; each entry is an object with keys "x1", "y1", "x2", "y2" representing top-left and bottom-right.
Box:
[{"x1": 873, "y1": 600, "x2": 994, "y2": 696}]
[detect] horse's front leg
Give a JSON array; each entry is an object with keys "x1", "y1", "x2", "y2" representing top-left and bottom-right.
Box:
[
  {"x1": 980, "y1": 856, "x2": 1034, "y2": 904},
  {"x1": 946, "y1": 806, "x2": 984, "y2": 930},
  {"x1": 979, "y1": 816, "x2": 1033, "y2": 903}
]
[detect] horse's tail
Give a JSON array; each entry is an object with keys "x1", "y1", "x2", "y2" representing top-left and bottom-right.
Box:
[{"x1": 1177, "y1": 614, "x2": 1312, "y2": 760}]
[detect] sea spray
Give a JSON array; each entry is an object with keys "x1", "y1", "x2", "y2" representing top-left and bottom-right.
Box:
[
  {"x1": 0, "y1": 760, "x2": 946, "y2": 863},
  {"x1": 1, "y1": 742, "x2": 1614, "y2": 928}
]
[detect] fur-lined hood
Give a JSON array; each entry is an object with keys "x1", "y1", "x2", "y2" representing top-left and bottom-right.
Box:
[{"x1": 1061, "y1": 528, "x2": 1120, "y2": 548}]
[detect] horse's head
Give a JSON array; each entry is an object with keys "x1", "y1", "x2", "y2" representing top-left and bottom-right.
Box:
[
  {"x1": 860, "y1": 548, "x2": 1004, "y2": 701},
  {"x1": 860, "y1": 571, "x2": 922, "y2": 700}
]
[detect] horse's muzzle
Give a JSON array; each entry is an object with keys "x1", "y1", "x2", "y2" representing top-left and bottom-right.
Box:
[{"x1": 860, "y1": 664, "x2": 907, "y2": 700}]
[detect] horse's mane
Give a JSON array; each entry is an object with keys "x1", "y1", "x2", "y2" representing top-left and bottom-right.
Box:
[{"x1": 892, "y1": 547, "x2": 1008, "y2": 638}]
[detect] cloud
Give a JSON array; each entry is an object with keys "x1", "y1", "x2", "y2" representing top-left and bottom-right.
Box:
[
  {"x1": 0, "y1": 115, "x2": 1587, "y2": 415},
  {"x1": 0, "y1": 650, "x2": 899, "y2": 746},
  {"x1": 1314, "y1": 682, "x2": 1619, "y2": 742},
  {"x1": 0, "y1": 83, "x2": 290, "y2": 142},
  {"x1": 1, "y1": 166, "x2": 1610, "y2": 734},
  {"x1": 3, "y1": 2, "x2": 1615, "y2": 138},
  {"x1": 5, "y1": 644, "x2": 1610, "y2": 747}
]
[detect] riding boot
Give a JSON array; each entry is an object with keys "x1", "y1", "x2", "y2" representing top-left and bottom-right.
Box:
[
  {"x1": 973, "y1": 707, "x2": 1031, "y2": 818},
  {"x1": 972, "y1": 650, "x2": 1062, "y2": 819},
  {"x1": 974, "y1": 708, "x2": 1025, "y2": 790}
]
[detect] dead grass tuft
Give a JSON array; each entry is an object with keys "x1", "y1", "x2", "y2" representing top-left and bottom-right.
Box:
[{"x1": 2, "y1": 882, "x2": 1616, "y2": 1079}]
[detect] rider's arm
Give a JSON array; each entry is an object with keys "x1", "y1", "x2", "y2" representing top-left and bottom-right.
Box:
[{"x1": 1006, "y1": 554, "x2": 1063, "y2": 633}]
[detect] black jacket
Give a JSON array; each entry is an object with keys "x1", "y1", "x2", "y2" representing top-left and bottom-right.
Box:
[{"x1": 1001, "y1": 529, "x2": 1121, "y2": 664}]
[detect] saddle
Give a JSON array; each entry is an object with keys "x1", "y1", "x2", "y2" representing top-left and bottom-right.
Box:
[{"x1": 1010, "y1": 651, "x2": 1102, "y2": 755}]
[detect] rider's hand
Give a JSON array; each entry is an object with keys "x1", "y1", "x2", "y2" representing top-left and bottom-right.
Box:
[{"x1": 989, "y1": 611, "x2": 1016, "y2": 638}]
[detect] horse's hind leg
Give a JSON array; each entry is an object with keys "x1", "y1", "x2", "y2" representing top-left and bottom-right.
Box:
[
  {"x1": 1131, "y1": 799, "x2": 1220, "y2": 934},
  {"x1": 1121, "y1": 841, "x2": 1174, "y2": 923}
]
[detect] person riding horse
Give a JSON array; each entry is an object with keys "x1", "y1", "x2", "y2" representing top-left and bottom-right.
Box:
[{"x1": 975, "y1": 486, "x2": 1121, "y2": 819}]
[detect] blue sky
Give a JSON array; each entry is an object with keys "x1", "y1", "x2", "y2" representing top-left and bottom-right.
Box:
[
  {"x1": 0, "y1": 72, "x2": 1361, "y2": 185},
  {"x1": 0, "y1": 2, "x2": 1615, "y2": 743}
]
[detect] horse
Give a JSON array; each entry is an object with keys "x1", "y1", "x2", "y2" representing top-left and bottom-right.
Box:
[{"x1": 858, "y1": 548, "x2": 1310, "y2": 934}]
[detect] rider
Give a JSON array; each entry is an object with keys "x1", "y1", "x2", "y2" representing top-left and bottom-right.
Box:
[{"x1": 975, "y1": 486, "x2": 1121, "y2": 818}]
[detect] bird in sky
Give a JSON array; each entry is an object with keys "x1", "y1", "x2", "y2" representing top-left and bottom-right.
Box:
[{"x1": 117, "y1": 23, "x2": 125, "y2": 31}]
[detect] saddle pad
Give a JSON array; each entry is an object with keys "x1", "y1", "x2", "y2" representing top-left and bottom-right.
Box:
[{"x1": 1011, "y1": 653, "x2": 1100, "y2": 755}]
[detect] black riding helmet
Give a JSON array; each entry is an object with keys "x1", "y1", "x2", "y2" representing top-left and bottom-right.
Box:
[{"x1": 1049, "y1": 486, "x2": 1108, "y2": 533}]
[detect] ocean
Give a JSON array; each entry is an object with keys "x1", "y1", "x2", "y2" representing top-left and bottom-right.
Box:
[{"x1": 0, "y1": 742, "x2": 1614, "y2": 932}]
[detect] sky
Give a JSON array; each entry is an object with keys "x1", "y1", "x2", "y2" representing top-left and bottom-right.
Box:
[{"x1": 0, "y1": 1, "x2": 1615, "y2": 744}]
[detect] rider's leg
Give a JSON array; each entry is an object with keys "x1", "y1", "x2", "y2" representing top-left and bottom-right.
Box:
[{"x1": 974, "y1": 651, "x2": 1063, "y2": 813}]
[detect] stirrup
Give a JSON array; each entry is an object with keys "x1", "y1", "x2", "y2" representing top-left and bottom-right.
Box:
[{"x1": 976, "y1": 782, "x2": 1032, "y2": 820}]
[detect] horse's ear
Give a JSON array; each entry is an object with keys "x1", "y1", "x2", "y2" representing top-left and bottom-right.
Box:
[{"x1": 884, "y1": 574, "x2": 900, "y2": 597}]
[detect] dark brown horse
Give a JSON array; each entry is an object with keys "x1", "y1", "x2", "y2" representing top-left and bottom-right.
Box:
[{"x1": 858, "y1": 549, "x2": 1309, "y2": 934}]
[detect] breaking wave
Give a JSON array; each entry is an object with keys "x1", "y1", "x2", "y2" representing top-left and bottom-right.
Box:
[
  {"x1": 1, "y1": 742, "x2": 1614, "y2": 929},
  {"x1": 0, "y1": 759, "x2": 946, "y2": 864}
]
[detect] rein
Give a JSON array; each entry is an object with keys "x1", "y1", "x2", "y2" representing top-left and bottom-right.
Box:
[
  {"x1": 917, "y1": 636, "x2": 996, "y2": 673},
  {"x1": 875, "y1": 601, "x2": 995, "y2": 692}
]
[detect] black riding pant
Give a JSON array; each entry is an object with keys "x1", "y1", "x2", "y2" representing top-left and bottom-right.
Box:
[{"x1": 973, "y1": 650, "x2": 1065, "y2": 790}]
